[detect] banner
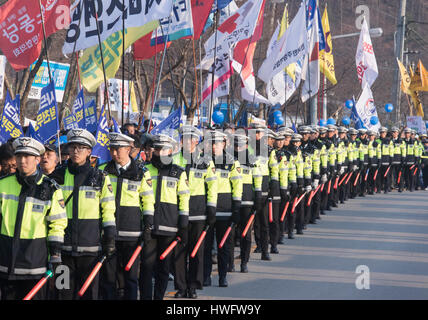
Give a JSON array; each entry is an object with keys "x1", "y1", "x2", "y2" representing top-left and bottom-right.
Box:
[
  {"x1": 28, "y1": 60, "x2": 70, "y2": 102},
  {"x1": 355, "y1": 17, "x2": 378, "y2": 88},
  {"x1": 201, "y1": 55, "x2": 232, "y2": 103},
  {"x1": 257, "y1": 2, "x2": 307, "y2": 83},
  {"x1": 34, "y1": 81, "x2": 59, "y2": 144},
  {"x1": 409, "y1": 59, "x2": 428, "y2": 92},
  {"x1": 0, "y1": 0, "x2": 70, "y2": 70},
  {"x1": 63, "y1": 89, "x2": 85, "y2": 130},
  {"x1": 191, "y1": 0, "x2": 215, "y2": 40},
  {"x1": 79, "y1": 22, "x2": 158, "y2": 92},
  {"x1": 0, "y1": 56, "x2": 6, "y2": 100},
  {"x1": 407, "y1": 116, "x2": 427, "y2": 134},
  {"x1": 133, "y1": 32, "x2": 171, "y2": 60},
  {"x1": 351, "y1": 84, "x2": 380, "y2": 131},
  {"x1": 151, "y1": 0, "x2": 193, "y2": 44},
  {"x1": 99, "y1": 79, "x2": 139, "y2": 123},
  {"x1": 92, "y1": 105, "x2": 111, "y2": 163},
  {"x1": 0, "y1": 91, "x2": 23, "y2": 143},
  {"x1": 63, "y1": 0, "x2": 173, "y2": 54},
  {"x1": 63, "y1": 113, "x2": 79, "y2": 130}
]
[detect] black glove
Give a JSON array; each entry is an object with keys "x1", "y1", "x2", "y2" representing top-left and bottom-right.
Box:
[
  {"x1": 280, "y1": 189, "x2": 289, "y2": 203},
  {"x1": 142, "y1": 226, "x2": 152, "y2": 244},
  {"x1": 177, "y1": 228, "x2": 188, "y2": 246},
  {"x1": 206, "y1": 206, "x2": 216, "y2": 228},
  {"x1": 102, "y1": 237, "x2": 116, "y2": 257},
  {"x1": 231, "y1": 200, "x2": 241, "y2": 225}
]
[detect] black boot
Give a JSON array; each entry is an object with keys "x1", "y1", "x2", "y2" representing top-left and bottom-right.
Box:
[
  {"x1": 187, "y1": 288, "x2": 197, "y2": 299},
  {"x1": 219, "y1": 276, "x2": 228, "y2": 287},
  {"x1": 288, "y1": 232, "x2": 295, "y2": 239},
  {"x1": 240, "y1": 264, "x2": 248, "y2": 273},
  {"x1": 261, "y1": 252, "x2": 272, "y2": 261},
  {"x1": 270, "y1": 246, "x2": 279, "y2": 254},
  {"x1": 174, "y1": 290, "x2": 187, "y2": 298}
]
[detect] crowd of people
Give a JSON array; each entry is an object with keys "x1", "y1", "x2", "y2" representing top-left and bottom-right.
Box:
[{"x1": 0, "y1": 120, "x2": 427, "y2": 300}]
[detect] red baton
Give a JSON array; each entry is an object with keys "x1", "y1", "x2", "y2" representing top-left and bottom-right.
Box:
[
  {"x1": 413, "y1": 167, "x2": 418, "y2": 176},
  {"x1": 219, "y1": 224, "x2": 234, "y2": 249},
  {"x1": 23, "y1": 270, "x2": 53, "y2": 300},
  {"x1": 373, "y1": 169, "x2": 379, "y2": 181},
  {"x1": 345, "y1": 172, "x2": 353, "y2": 185},
  {"x1": 78, "y1": 256, "x2": 106, "y2": 297},
  {"x1": 191, "y1": 226, "x2": 209, "y2": 258},
  {"x1": 334, "y1": 177, "x2": 339, "y2": 190},
  {"x1": 339, "y1": 173, "x2": 348, "y2": 186},
  {"x1": 160, "y1": 237, "x2": 181, "y2": 260},
  {"x1": 384, "y1": 166, "x2": 391, "y2": 178},
  {"x1": 125, "y1": 242, "x2": 143, "y2": 271},
  {"x1": 327, "y1": 179, "x2": 332, "y2": 194},
  {"x1": 321, "y1": 183, "x2": 325, "y2": 192},
  {"x1": 291, "y1": 192, "x2": 306, "y2": 214},
  {"x1": 397, "y1": 171, "x2": 402, "y2": 184},
  {"x1": 354, "y1": 172, "x2": 361, "y2": 187},
  {"x1": 268, "y1": 198, "x2": 273, "y2": 223},
  {"x1": 280, "y1": 201, "x2": 290, "y2": 222},
  {"x1": 242, "y1": 214, "x2": 255, "y2": 238}
]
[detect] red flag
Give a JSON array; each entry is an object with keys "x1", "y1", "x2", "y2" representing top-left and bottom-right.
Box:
[
  {"x1": 190, "y1": 0, "x2": 215, "y2": 40},
  {"x1": 0, "y1": 0, "x2": 70, "y2": 70},
  {"x1": 133, "y1": 32, "x2": 171, "y2": 61}
]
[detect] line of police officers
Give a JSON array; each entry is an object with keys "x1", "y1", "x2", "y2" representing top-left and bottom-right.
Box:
[{"x1": 0, "y1": 123, "x2": 425, "y2": 300}]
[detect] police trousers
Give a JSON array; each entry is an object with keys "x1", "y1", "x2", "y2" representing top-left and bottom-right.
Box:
[
  {"x1": 0, "y1": 278, "x2": 47, "y2": 300},
  {"x1": 238, "y1": 206, "x2": 254, "y2": 265}
]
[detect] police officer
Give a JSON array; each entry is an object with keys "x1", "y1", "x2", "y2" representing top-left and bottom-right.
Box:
[
  {"x1": 203, "y1": 130, "x2": 242, "y2": 287},
  {"x1": 378, "y1": 127, "x2": 393, "y2": 193},
  {"x1": 326, "y1": 125, "x2": 338, "y2": 208},
  {"x1": 51, "y1": 129, "x2": 116, "y2": 300},
  {"x1": 318, "y1": 126, "x2": 330, "y2": 214},
  {"x1": 348, "y1": 128, "x2": 360, "y2": 198},
  {"x1": 233, "y1": 133, "x2": 262, "y2": 273},
  {"x1": 366, "y1": 130, "x2": 378, "y2": 195},
  {"x1": 173, "y1": 126, "x2": 218, "y2": 299},
  {"x1": 99, "y1": 133, "x2": 155, "y2": 300},
  {"x1": 140, "y1": 134, "x2": 190, "y2": 300},
  {"x1": 357, "y1": 129, "x2": 369, "y2": 196},
  {"x1": 309, "y1": 126, "x2": 324, "y2": 221},
  {"x1": 299, "y1": 126, "x2": 314, "y2": 228},
  {"x1": 403, "y1": 128, "x2": 416, "y2": 191},
  {"x1": 0, "y1": 137, "x2": 67, "y2": 300},
  {"x1": 289, "y1": 133, "x2": 305, "y2": 235},
  {"x1": 337, "y1": 127, "x2": 349, "y2": 203}
]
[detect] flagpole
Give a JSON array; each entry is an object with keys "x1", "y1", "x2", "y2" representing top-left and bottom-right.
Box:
[
  {"x1": 92, "y1": 2, "x2": 112, "y2": 121},
  {"x1": 122, "y1": 0, "x2": 126, "y2": 127},
  {"x1": 208, "y1": 9, "x2": 220, "y2": 127}
]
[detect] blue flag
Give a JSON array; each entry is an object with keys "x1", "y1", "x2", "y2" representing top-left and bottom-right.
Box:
[
  {"x1": 35, "y1": 81, "x2": 59, "y2": 144},
  {"x1": 27, "y1": 122, "x2": 43, "y2": 142},
  {"x1": 92, "y1": 106, "x2": 112, "y2": 164},
  {"x1": 292, "y1": 123, "x2": 297, "y2": 133},
  {"x1": 63, "y1": 113, "x2": 79, "y2": 130},
  {"x1": 83, "y1": 100, "x2": 97, "y2": 133},
  {"x1": 73, "y1": 89, "x2": 85, "y2": 128},
  {"x1": 150, "y1": 107, "x2": 182, "y2": 141},
  {"x1": 112, "y1": 117, "x2": 122, "y2": 133},
  {"x1": 0, "y1": 91, "x2": 23, "y2": 143}
]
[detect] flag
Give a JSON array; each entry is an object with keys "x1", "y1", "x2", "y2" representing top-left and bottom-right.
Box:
[
  {"x1": 351, "y1": 83, "x2": 380, "y2": 130},
  {"x1": 27, "y1": 122, "x2": 43, "y2": 142},
  {"x1": 151, "y1": 0, "x2": 194, "y2": 45},
  {"x1": 151, "y1": 107, "x2": 182, "y2": 142},
  {"x1": 79, "y1": 22, "x2": 158, "y2": 92},
  {"x1": 63, "y1": 113, "x2": 79, "y2": 130},
  {"x1": 409, "y1": 90, "x2": 424, "y2": 118},
  {"x1": 201, "y1": 0, "x2": 265, "y2": 70},
  {"x1": 397, "y1": 58, "x2": 411, "y2": 94},
  {"x1": 257, "y1": 1, "x2": 308, "y2": 83},
  {"x1": 409, "y1": 59, "x2": 428, "y2": 92},
  {"x1": 0, "y1": 0, "x2": 70, "y2": 70},
  {"x1": 112, "y1": 118, "x2": 122, "y2": 133},
  {"x1": 83, "y1": 100, "x2": 98, "y2": 133},
  {"x1": 63, "y1": 0, "x2": 174, "y2": 54},
  {"x1": 355, "y1": 17, "x2": 378, "y2": 88},
  {"x1": 319, "y1": 5, "x2": 337, "y2": 85},
  {"x1": 231, "y1": 0, "x2": 269, "y2": 104},
  {"x1": 0, "y1": 91, "x2": 23, "y2": 143},
  {"x1": 201, "y1": 56, "x2": 232, "y2": 103},
  {"x1": 92, "y1": 105, "x2": 112, "y2": 164},
  {"x1": 133, "y1": 32, "x2": 171, "y2": 61},
  {"x1": 72, "y1": 89, "x2": 85, "y2": 128},
  {"x1": 34, "y1": 81, "x2": 59, "y2": 144},
  {"x1": 301, "y1": 0, "x2": 324, "y2": 102},
  {"x1": 191, "y1": 0, "x2": 215, "y2": 40}
]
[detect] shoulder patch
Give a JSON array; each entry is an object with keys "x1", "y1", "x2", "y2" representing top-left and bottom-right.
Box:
[
  {"x1": 146, "y1": 179, "x2": 152, "y2": 187},
  {"x1": 236, "y1": 167, "x2": 241, "y2": 174},
  {"x1": 58, "y1": 199, "x2": 65, "y2": 209},
  {"x1": 107, "y1": 184, "x2": 113, "y2": 193}
]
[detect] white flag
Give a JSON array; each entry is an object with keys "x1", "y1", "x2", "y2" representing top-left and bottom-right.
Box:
[
  {"x1": 355, "y1": 17, "x2": 378, "y2": 88},
  {"x1": 353, "y1": 83, "x2": 381, "y2": 130},
  {"x1": 257, "y1": 2, "x2": 307, "y2": 83}
]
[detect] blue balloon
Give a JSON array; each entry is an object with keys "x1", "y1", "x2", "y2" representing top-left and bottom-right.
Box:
[
  {"x1": 212, "y1": 111, "x2": 224, "y2": 124},
  {"x1": 273, "y1": 110, "x2": 282, "y2": 119},
  {"x1": 370, "y1": 116, "x2": 379, "y2": 125},
  {"x1": 327, "y1": 118, "x2": 336, "y2": 125},
  {"x1": 319, "y1": 119, "x2": 327, "y2": 127},
  {"x1": 275, "y1": 116, "x2": 285, "y2": 125},
  {"x1": 385, "y1": 103, "x2": 394, "y2": 113},
  {"x1": 342, "y1": 117, "x2": 351, "y2": 126},
  {"x1": 345, "y1": 100, "x2": 354, "y2": 109}
]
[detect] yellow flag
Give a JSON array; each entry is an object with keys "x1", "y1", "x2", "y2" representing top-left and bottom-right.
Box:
[
  {"x1": 319, "y1": 6, "x2": 337, "y2": 85},
  {"x1": 397, "y1": 58, "x2": 411, "y2": 94},
  {"x1": 130, "y1": 81, "x2": 138, "y2": 113},
  {"x1": 409, "y1": 59, "x2": 428, "y2": 92},
  {"x1": 279, "y1": 4, "x2": 295, "y2": 81},
  {"x1": 79, "y1": 21, "x2": 158, "y2": 93}
]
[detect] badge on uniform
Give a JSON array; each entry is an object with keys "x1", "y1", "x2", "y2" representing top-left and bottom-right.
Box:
[
  {"x1": 32, "y1": 204, "x2": 44, "y2": 213},
  {"x1": 128, "y1": 184, "x2": 138, "y2": 191},
  {"x1": 86, "y1": 191, "x2": 95, "y2": 199},
  {"x1": 194, "y1": 172, "x2": 203, "y2": 178},
  {"x1": 58, "y1": 199, "x2": 65, "y2": 209},
  {"x1": 107, "y1": 184, "x2": 113, "y2": 193},
  {"x1": 167, "y1": 181, "x2": 176, "y2": 188}
]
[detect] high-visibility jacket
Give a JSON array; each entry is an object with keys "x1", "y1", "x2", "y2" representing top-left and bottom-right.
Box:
[
  {"x1": 404, "y1": 139, "x2": 416, "y2": 164},
  {"x1": 295, "y1": 149, "x2": 304, "y2": 186},
  {"x1": 51, "y1": 161, "x2": 116, "y2": 256},
  {"x1": 100, "y1": 159, "x2": 155, "y2": 241},
  {"x1": 146, "y1": 163, "x2": 190, "y2": 236},
  {"x1": 239, "y1": 155, "x2": 262, "y2": 207},
  {"x1": 368, "y1": 140, "x2": 379, "y2": 167},
  {"x1": 0, "y1": 171, "x2": 67, "y2": 280},
  {"x1": 359, "y1": 140, "x2": 369, "y2": 165},
  {"x1": 283, "y1": 149, "x2": 297, "y2": 185},
  {"x1": 379, "y1": 138, "x2": 393, "y2": 165},
  {"x1": 318, "y1": 140, "x2": 328, "y2": 175},
  {"x1": 336, "y1": 140, "x2": 345, "y2": 167},
  {"x1": 311, "y1": 145, "x2": 321, "y2": 179},
  {"x1": 350, "y1": 140, "x2": 360, "y2": 167},
  {"x1": 173, "y1": 151, "x2": 218, "y2": 222},
  {"x1": 326, "y1": 139, "x2": 337, "y2": 170},
  {"x1": 391, "y1": 138, "x2": 406, "y2": 164},
  {"x1": 268, "y1": 147, "x2": 280, "y2": 201},
  {"x1": 212, "y1": 153, "x2": 243, "y2": 220},
  {"x1": 278, "y1": 153, "x2": 289, "y2": 191}
]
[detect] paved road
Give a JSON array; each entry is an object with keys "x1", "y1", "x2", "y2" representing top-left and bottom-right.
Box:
[{"x1": 166, "y1": 190, "x2": 428, "y2": 300}]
